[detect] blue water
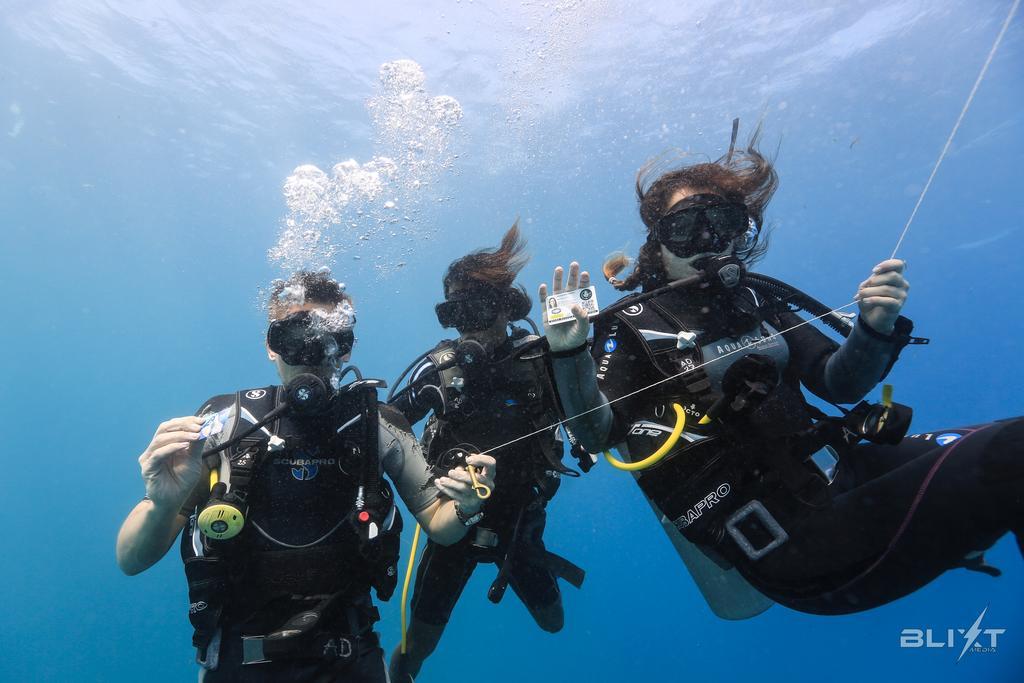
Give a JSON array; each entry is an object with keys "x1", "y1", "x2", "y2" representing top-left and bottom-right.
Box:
[{"x1": 2, "y1": 2, "x2": 1022, "y2": 681}]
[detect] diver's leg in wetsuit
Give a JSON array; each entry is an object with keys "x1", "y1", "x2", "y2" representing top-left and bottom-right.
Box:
[
  {"x1": 744, "y1": 417, "x2": 1024, "y2": 615},
  {"x1": 843, "y1": 417, "x2": 1024, "y2": 562},
  {"x1": 505, "y1": 508, "x2": 564, "y2": 633},
  {"x1": 389, "y1": 539, "x2": 476, "y2": 681}
]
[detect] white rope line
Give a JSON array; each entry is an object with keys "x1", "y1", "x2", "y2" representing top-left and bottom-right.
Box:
[{"x1": 890, "y1": 0, "x2": 1020, "y2": 259}]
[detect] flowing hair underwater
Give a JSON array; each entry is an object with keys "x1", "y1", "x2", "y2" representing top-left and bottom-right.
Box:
[
  {"x1": 443, "y1": 220, "x2": 533, "y2": 321},
  {"x1": 606, "y1": 125, "x2": 779, "y2": 291}
]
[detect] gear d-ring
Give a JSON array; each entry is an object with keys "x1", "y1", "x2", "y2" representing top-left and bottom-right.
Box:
[{"x1": 604, "y1": 403, "x2": 687, "y2": 472}]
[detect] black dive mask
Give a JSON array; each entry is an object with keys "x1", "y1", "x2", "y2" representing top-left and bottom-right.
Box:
[
  {"x1": 267, "y1": 310, "x2": 355, "y2": 367},
  {"x1": 656, "y1": 194, "x2": 750, "y2": 259},
  {"x1": 435, "y1": 290, "x2": 504, "y2": 333}
]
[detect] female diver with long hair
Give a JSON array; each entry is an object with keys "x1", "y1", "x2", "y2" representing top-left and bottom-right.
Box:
[
  {"x1": 388, "y1": 224, "x2": 584, "y2": 680},
  {"x1": 541, "y1": 131, "x2": 1022, "y2": 616}
]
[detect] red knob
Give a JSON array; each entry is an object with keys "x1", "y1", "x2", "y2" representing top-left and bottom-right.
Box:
[{"x1": 358, "y1": 511, "x2": 371, "y2": 523}]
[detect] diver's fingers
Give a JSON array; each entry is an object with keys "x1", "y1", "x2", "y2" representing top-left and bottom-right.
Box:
[
  {"x1": 579, "y1": 270, "x2": 591, "y2": 289},
  {"x1": 538, "y1": 282, "x2": 551, "y2": 325},
  {"x1": 857, "y1": 285, "x2": 908, "y2": 302},
  {"x1": 465, "y1": 453, "x2": 496, "y2": 472},
  {"x1": 144, "y1": 441, "x2": 192, "y2": 468},
  {"x1": 156, "y1": 416, "x2": 204, "y2": 435},
  {"x1": 859, "y1": 296, "x2": 904, "y2": 312},
  {"x1": 872, "y1": 259, "x2": 905, "y2": 275},
  {"x1": 465, "y1": 454, "x2": 496, "y2": 484},
  {"x1": 553, "y1": 265, "x2": 564, "y2": 294},
  {"x1": 566, "y1": 261, "x2": 580, "y2": 290},
  {"x1": 435, "y1": 477, "x2": 471, "y2": 499},
  {"x1": 446, "y1": 468, "x2": 472, "y2": 485},
  {"x1": 861, "y1": 270, "x2": 909, "y2": 290},
  {"x1": 144, "y1": 430, "x2": 201, "y2": 458},
  {"x1": 464, "y1": 465, "x2": 494, "y2": 492}
]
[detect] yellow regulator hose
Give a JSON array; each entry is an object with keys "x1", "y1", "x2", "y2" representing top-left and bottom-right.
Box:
[
  {"x1": 400, "y1": 523, "x2": 423, "y2": 654},
  {"x1": 603, "y1": 403, "x2": 687, "y2": 472}
]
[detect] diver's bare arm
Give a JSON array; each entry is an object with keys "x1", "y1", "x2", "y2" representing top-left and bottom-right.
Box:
[
  {"x1": 415, "y1": 453, "x2": 496, "y2": 546},
  {"x1": 116, "y1": 501, "x2": 188, "y2": 575},
  {"x1": 414, "y1": 499, "x2": 470, "y2": 546},
  {"x1": 118, "y1": 415, "x2": 205, "y2": 575}
]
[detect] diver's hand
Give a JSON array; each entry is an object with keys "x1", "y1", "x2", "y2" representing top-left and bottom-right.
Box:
[
  {"x1": 435, "y1": 453, "x2": 496, "y2": 515},
  {"x1": 856, "y1": 259, "x2": 909, "y2": 335},
  {"x1": 138, "y1": 416, "x2": 205, "y2": 509},
  {"x1": 539, "y1": 262, "x2": 592, "y2": 352}
]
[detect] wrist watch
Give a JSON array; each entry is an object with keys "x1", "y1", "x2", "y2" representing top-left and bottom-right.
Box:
[{"x1": 454, "y1": 502, "x2": 484, "y2": 527}]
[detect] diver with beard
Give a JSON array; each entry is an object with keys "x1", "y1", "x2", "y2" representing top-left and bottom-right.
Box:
[
  {"x1": 387, "y1": 224, "x2": 585, "y2": 682},
  {"x1": 116, "y1": 270, "x2": 496, "y2": 682},
  {"x1": 541, "y1": 130, "x2": 1023, "y2": 617}
]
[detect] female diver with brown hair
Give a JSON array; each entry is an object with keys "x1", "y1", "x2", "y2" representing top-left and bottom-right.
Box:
[
  {"x1": 540, "y1": 130, "x2": 1023, "y2": 617},
  {"x1": 388, "y1": 223, "x2": 584, "y2": 680}
]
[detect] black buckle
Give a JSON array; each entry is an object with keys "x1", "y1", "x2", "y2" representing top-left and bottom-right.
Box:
[
  {"x1": 241, "y1": 633, "x2": 356, "y2": 665},
  {"x1": 809, "y1": 445, "x2": 839, "y2": 484},
  {"x1": 725, "y1": 500, "x2": 789, "y2": 561},
  {"x1": 471, "y1": 527, "x2": 500, "y2": 548},
  {"x1": 241, "y1": 636, "x2": 270, "y2": 665}
]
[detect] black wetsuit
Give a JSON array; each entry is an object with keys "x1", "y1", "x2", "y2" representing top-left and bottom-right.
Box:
[
  {"x1": 553, "y1": 283, "x2": 1024, "y2": 615},
  {"x1": 389, "y1": 332, "x2": 572, "y2": 632}
]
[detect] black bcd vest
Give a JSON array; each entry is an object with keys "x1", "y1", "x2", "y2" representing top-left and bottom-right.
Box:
[
  {"x1": 420, "y1": 329, "x2": 574, "y2": 490},
  {"x1": 602, "y1": 285, "x2": 831, "y2": 549},
  {"x1": 180, "y1": 382, "x2": 402, "y2": 649}
]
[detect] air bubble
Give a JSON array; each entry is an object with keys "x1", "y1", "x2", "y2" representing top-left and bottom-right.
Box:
[{"x1": 270, "y1": 60, "x2": 461, "y2": 278}]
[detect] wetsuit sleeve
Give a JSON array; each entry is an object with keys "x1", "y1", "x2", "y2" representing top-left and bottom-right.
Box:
[
  {"x1": 590, "y1": 321, "x2": 658, "y2": 444},
  {"x1": 549, "y1": 320, "x2": 643, "y2": 453},
  {"x1": 550, "y1": 348, "x2": 613, "y2": 453},
  {"x1": 779, "y1": 310, "x2": 908, "y2": 404},
  {"x1": 378, "y1": 405, "x2": 439, "y2": 514},
  {"x1": 388, "y1": 356, "x2": 443, "y2": 426}
]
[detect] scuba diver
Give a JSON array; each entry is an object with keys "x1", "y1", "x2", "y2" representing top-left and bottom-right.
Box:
[
  {"x1": 540, "y1": 132, "x2": 1024, "y2": 617},
  {"x1": 116, "y1": 270, "x2": 496, "y2": 682},
  {"x1": 387, "y1": 224, "x2": 586, "y2": 682}
]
